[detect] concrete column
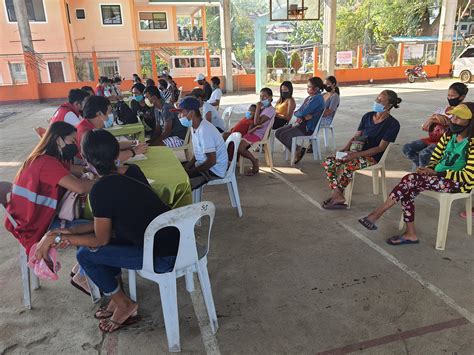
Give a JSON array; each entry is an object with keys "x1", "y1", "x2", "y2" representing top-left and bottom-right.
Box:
[
  {"x1": 205, "y1": 47, "x2": 212, "y2": 78},
  {"x1": 356, "y1": 45, "x2": 363, "y2": 69},
  {"x1": 219, "y1": 0, "x2": 233, "y2": 92},
  {"x1": 91, "y1": 51, "x2": 100, "y2": 82},
  {"x1": 313, "y1": 47, "x2": 319, "y2": 76},
  {"x1": 12, "y1": 0, "x2": 33, "y2": 51},
  {"x1": 151, "y1": 50, "x2": 158, "y2": 83},
  {"x1": 321, "y1": 0, "x2": 336, "y2": 76},
  {"x1": 397, "y1": 43, "x2": 405, "y2": 67},
  {"x1": 437, "y1": 0, "x2": 458, "y2": 75},
  {"x1": 255, "y1": 15, "x2": 267, "y2": 93}
]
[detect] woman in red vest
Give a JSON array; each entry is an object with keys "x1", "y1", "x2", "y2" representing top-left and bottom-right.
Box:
[{"x1": 50, "y1": 89, "x2": 90, "y2": 127}]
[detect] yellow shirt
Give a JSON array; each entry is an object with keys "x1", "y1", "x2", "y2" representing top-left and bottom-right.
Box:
[{"x1": 275, "y1": 99, "x2": 290, "y2": 118}]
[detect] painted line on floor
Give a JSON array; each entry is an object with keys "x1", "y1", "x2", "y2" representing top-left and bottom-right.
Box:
[
  {"x1": 339, "y1": 222, "x2": 474, "y2": 324},
  {"x1": 316, "y1": 317, "x2": 469, "y2": 354},
  {"x1": 268, "y1": 168, "x2": 324, "y2": 211}
]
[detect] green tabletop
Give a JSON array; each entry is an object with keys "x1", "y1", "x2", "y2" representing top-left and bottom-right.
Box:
[
  {"x1": 106, "y1": 122, "x2": 145, "y2": 142},
  {"x1": 83, "y1": 146, "x2": 192, "y2": 219}
]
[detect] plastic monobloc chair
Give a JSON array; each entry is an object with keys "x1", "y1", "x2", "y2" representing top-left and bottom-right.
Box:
[
  {"x1": 222, "y1": 106, "x2": 233, "y2": 132},
  {"x1": 239, "y1": 118, "x2": 274, "y2": 174}
]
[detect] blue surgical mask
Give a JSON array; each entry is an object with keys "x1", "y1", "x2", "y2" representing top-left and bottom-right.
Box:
[
  {"x1": 179, "y1": 117, "x2": 192, "y2": 128},
  {"x1": 105, "y1": 113, "x2": 114, "y2": 128},
  {"x1": 134, "y1": 94, "x2": 144, "y2": 102},
  {"x1": 373, "y1": 102, "x2": 385, "y2": 113},
  {"x1": 261, "y1": 99, "x2": 271, "y2": 107},
  {"x1": 245, "y1": 111, "x2": 253, "y2": 119}
]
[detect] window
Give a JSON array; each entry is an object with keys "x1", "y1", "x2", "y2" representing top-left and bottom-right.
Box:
[
  {"x1": 139, "y1": 12, "x2": 167, "y2": 30},
  {"x1": 88, "y1": 60, "x2": 119, "y2": 78},
  {"x1": 210, "y1": 58, "x2": 220, "y2": 68},
  {"x1": 47, "y1": 62, "x2": 65, "y2": 83},
  {"x1": 461, "y1": 24, "x2": 468, "y2": 31},
  {"x1": 8, "y1": 62, "x2": 27, "y2": 84},
  {"x1": 76, "y1": 9, "x2": 85, "y2": 20},
  {"x1": 174, "y1": 58, "x2": 190, "y2": 68},
  {"x1": 461, "y1": 48, "x2": 474, "y2": 58},
  {"x1": 5, "y1": 0, "x2": 46, "y2": 22},
  {"x1": 101, "y1": 4, "x2": 122, "y2": 25},
  {"x1": 191, "y1": 58, "x2": 205, "y2": 68}
]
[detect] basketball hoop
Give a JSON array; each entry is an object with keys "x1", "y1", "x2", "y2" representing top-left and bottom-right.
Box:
[{"x1": 271, "y1": 0, "x2": 319, "y2": 21}]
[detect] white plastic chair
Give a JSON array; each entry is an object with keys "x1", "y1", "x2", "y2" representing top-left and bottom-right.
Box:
[
  {"x1": 172, "y1": 127, "x2": 193, "y2": 161},
  {"x1": 343, "y1": 144, "x2": 392, "y2": 208},
  {"x1": 222, "y1": 106, "x2": 233, "y2": 132},
  {"x1": 239, "y1": 118, "x2": 274, "y2": 174},
  {"x1": 128, "y1": 201, "x2": 218, "y2": 353},
  {"x1": 398, "y1": 190, "x2": 473, "y2": 250},
  {"x1": 320, "y1": 116, "x2": 337, "y2": 151},
  {"x1": 0, "y1": 181, "x2": 101, "y2": 309},
  {"x1": 193, "y1": 133, "x2": 242, "y2": 217},
  {"x1": 285, "y1": 112, "x2": 325, "y2": 165}
]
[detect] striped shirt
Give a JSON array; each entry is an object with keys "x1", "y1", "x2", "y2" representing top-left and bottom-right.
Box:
[{"x1": 427, "y1": 133, "x2": 474, "y2": 193}]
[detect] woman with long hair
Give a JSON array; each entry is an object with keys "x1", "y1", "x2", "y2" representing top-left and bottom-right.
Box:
[
  {"x1": 320, "y1": 76, "x2": 340, "y2": 127},
  {"x1": 272, "y1": 81, "x2": 296, "y2": 130},
  {"x1": 359, "y1": 103, "x2": 474, "y2": 245}
]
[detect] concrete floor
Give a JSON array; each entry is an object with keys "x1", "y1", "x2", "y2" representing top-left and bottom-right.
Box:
[{"x1": 0, "y1": 79, "x2": 473, "y2": 354}]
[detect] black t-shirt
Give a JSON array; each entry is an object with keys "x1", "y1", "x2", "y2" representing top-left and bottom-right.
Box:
[
  {"x1": 153, "y1": 103, "x2": 187, "y2": 140},
  {"x1": 131, "y1": 100, "x2": 155, "y2": 131},
  {"x1": 357, "y1": 112, "x2": 400, "y2": 162},
  {"x1": 203, "y1": 81, "x2": 213, "y2": 101},
  {"x1": 89, "y1": 164, "x2": 179, "y2": 256}
]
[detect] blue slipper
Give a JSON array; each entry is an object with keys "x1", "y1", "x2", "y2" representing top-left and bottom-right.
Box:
[
  {"x1": 358, "y1": 217, "x2": 378, "y2": 231},
  {"x1": 387, "y1": 235, "x2": 419, "y2": 246}
]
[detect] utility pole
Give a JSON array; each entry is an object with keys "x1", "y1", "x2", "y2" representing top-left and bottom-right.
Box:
[
  {"x1": 12, "y1": 0, "x2": 34, "y2": 52},
  {"x1": 220, "y1": 0, "x2": 234, "y2": 93}
]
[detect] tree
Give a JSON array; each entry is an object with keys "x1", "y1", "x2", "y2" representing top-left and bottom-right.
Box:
[
  {"x1": 290, "y1": 52, "x2": 302, "y2": 72},
  {"x1": 273, "y1": 49, "x2": 287, "y2": 68},
  {"x1": 288, "y1": 21, "x2": 323, "y2": 45},
  {"x1": 267, "y1": 53, "x2": 274, "y2": 68},
  {"x1": 384, "y1": 44, "x2": 398, "y2": 66}
]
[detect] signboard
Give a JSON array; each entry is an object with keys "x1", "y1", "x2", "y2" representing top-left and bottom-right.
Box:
[
  {"x1": 403, "y1": 44, "x2": 424, "y2": 60},
  {"x1": 336, "y1": 51, "x2": 353, "y2": 65}
]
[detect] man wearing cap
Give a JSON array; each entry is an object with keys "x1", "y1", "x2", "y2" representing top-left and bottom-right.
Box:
[
  {"x1": 178, "y1": 97, "x2": 228, "y2": 189},
  {"x1": 195, "y1": 73, "x2": 213, "y2": 101},
  {"x1": 359, "y1": 102, "x2": 474, "y2": 246}
]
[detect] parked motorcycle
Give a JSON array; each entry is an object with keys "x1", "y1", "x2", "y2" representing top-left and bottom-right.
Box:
[{"x1": 405, "y1": 64, "x2": 428, "y2": 83}]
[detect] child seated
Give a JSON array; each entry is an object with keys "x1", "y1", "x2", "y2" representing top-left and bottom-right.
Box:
[{"x1": 223, "y1": 104, "x2": 257, "y2": 141}]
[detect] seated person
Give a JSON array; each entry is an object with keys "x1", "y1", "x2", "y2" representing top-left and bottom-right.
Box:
[
  {"x1": 178, "y1": 97, "x2": 228, "y2": 189},
  {"x1": 403, "y1": 82, "x2": 468, "y2": 169},
  {"x1": 191, "y1": 88, "x2": 225, "y2": 132},
  {"x1": 145, "y1": 78, "x2": 155, "y2": 87},
  {"x1": 95, "y1": 76, "x2": 108, "y2": 96},
  {"x1": 143, "y1": 86, "x2": 187, "y2": 148},
  {"x1": 222, "y1": 104, "x2": 256, "y2": 141},
  {"x1": 359, "y1": 103, "x2": 474, "y2": 245},
  {"x1": 104, "y1": 78, "x2": 121, "y2": 101},
  {"x1": 4, "y1": 122, "x2": 95, "y2": 281},
  {"x1": 320, "y1": 75, "x2": 340, "y2": 127},
  {"x1": 111, "y1": 77, "x2": 123, "y2": 98},
  {"x1": 208, "y1": 76, "x2": 223, "y2": 107},
  {"x1": 81, "y1": 86, "x2": 95, "y2": 97},
  {"x1": 35, "y1": 129, "x2": 179, "y2": 332},
  {"x1": 275, "y1": 77, "x2": 326, "y2": 164},
  {"x1": 130, "y1": 83, "x2": 154, "y2": 133},
  {"x1": 272, "y1": 81, "x2": 296, "y2": 129},
  {"x1": 158, "y1": 79, "x2": 173, "y2": 104},
  {"x1": 77, "y1": 96, "x2": 148, "y2": 161},
  {"x1": 50, "y1": 89, "x2": 90, "y2": 127},
  {"x1": 322, "y1": 90, "x2": 402, "y2": 210},
  {"x1": 238, "y1": 88, "x2": 276, "y2": 176}
]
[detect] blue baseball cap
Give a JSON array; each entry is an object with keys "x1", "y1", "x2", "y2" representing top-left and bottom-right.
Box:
[{"x1": 178, "y1": 97, "x2": 200, "y2": 111}]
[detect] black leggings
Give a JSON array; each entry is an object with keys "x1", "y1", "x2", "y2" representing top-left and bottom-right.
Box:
[{"x1": 272, "y1": 117, "x2": 289, "y2": 130}]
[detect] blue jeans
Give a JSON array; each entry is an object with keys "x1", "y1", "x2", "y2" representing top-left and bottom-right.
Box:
[
  {"x1": 402, "y1": 140, "x2": 436, "y2": 168},
  {"x1": 77, "y1": 244, "x2": 176, "y2": 296}
]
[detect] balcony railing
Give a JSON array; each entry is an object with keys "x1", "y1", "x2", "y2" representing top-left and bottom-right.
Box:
[{"x1": 177, "y1": 26, "x2": 203, "y2": 41}]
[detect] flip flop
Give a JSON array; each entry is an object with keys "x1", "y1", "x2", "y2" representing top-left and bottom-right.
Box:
[
  {"x1": 322, "y1": 198, "x2": 332, "y2": 206},
  {"x1": 94, "y1": 305, "x2": 114, "y2": 320},
  {"x1": 99, "y1": 314, "x2": 140, "y2": 333},
  {"x1": 245, "y1": 167, "x2": 259, "y2": 176},
  {"x1": 70, "y1": 278, "x2": 91, "y2": 297},
  {"x1": 294, "y1": 148, "x2": 307, "y2": 164},
  {"x1": 386, "y1": 235, "x2": 419, "y2": 246},
  {"x1": 322, "y1": 201, "x2": 348, "y2": 210},
  {"x1": 358, "y1": 217, "x2": 378, "y2": 231}
]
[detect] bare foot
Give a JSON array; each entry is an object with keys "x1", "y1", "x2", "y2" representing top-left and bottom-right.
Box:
[{"x1": 94, "y1": 300, "x2": 117, "y2": 319}]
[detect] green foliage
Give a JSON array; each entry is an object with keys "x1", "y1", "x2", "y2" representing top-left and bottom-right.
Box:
[
  {"x1": 288, "y1": 22, "x2": 323, "y2": 45},
  {"x1": 273, "y1": 49, "x2": 287, "y2": 68},
  {"x1": 384, "y1": 44, "x2": 398, "y2": 66},
  {"x1": 290, "y1": 52, "x2": 302, "y2": 72},
  {"x1": 266, "y1": 53, "x2": 274, "y2": 68},
  {"x1": 235, "y1": 44, "x2": 255, "y2": 67}
]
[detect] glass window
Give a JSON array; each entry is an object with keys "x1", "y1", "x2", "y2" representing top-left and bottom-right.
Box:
[
  {"x1": 87, "y1": 60, "x2": 119, "y2": 78},
  {"x1": 461, "y1": 48, "x2": 474, "y2": 58},
  {"x1": 174, "y1": 58, "x2": 190, "y2": 68},
  {"x1": 76, "y1": 9, "x2": 85, "y2": 20},
  {"x1": 5, "y1": 0, "x2": 46, "y2": 22},
  {"x1": 461, "y1": 24, "x2": 468, "y2": 31},
  {"x1": 8, "y1": 62, "x2": 27, "y2": 84},
  {"x1": 210, "y1": 58, "x2": 220, "y2": 67},
  {"x1": 139, "y1": 12, "x2": 167, "y2": 30},
  {"x1": 191, "y1": 58, "x2": 205, "y2": 68},
  {"x1": 101, "y1": 5, "x2": 122, "y2": 25}
]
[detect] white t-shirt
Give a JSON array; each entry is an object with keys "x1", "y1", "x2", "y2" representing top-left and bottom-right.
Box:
[
  {"x1": 202, "y1": 102, "x2": 225, "y2": 131},
  {"x1": 192, "y1": 119, "x2": 228, "y2": 178},
  {"x1": 64, "y1": 111, "x2": 81, "y2": 127},
  {"x1": 208, "y1": 88, "x2": 222, "y2": 105}
]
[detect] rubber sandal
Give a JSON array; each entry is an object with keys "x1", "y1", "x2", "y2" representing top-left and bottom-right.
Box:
[
  {"x1": 70, "y1": 278, "x2": 91, "y2": 297},
  {"x1": 99, "y1": 314, "x2": 140, "y2": 333},
  {"x1": 386, "y1": 235, "x2": 419, "y2": 246},
  {"x1": 358, "y1": 217, "x2": 378, "y2": 231},
  {"x1": 245, "y1": 167, "x2": 259, "y2": 176},
  {"x1": 322, "y1": 202, "x2": 348, "y2": 210},
  {"x1": 94, "y1": 305, "x2": 114, "y2": 320},
  {"x1": 294, "y1": 148, "x2": 306, "y2": 164},
  {"x1": 322, "y1": 198, "x2": 332, "y2": 206}
]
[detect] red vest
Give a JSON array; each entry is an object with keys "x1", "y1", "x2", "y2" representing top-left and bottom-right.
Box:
[{"x1": 50, "y1": 103, "x2": 80, "y2": 124}]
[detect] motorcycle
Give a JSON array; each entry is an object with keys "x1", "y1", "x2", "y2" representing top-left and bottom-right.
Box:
[{"x1": 405, "y1": 64, "x2": 428, "y2": 83}]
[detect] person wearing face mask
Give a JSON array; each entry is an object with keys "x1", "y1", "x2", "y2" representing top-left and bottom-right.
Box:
[
  {"x1": 237, "y1": 88, "x2": 276, "y2": 176},
  {"x1": 207, "y1": 77, "x2": 223, "y2": 108},
  {"x1": 272, "y1": 81, "x2": 296, "y2": 130},
  {"x1": 222, "y1": 104, "x2": 257, "y2": 141},
  {"x1": 4, "y1": 122, "x2": 96, "y2": 261},
  {"x1": 95, "y1": 76, "x2": 108, "y2": 97},
  {"x1": 144, "y1": 86, "x2": 187, "y2": 147},
  {"x1": 359, "y1": 103, "x2": 474, "y2": 245},
  {"x1": 50, "y1": 89, "x2": 90, "y2": 127},
  {"x1": 157, "y1": 79, "x2": 173, "y2": 104},
  {"x1": 195, "y1": 73, "x2": 213, "y2": 101},
  {"x1": 275, "y1": 77, "x2": 326, "y2": 163},
  {"x1": 403, "y1": 82, "x2": 468, "y2": 169},
  {"x1": 111, "y1": 77, "x2": 123, "y2": 97},
  {"x1": 190, "y1": 88, "x2": 225, "y2": 132},
  {"x1": 77, "y1": 96, "x2": 148, "y2": 161},
  {"x1": 130, "y1": 83, "x2": 154, "y2": 133},
  {"x1": 322, "y1": 90, "x2": 401, "y2": 210},
  {"x1": 320, "y1": 76, "x2": 341, "y2": 127},
  {"x1": 179, "y1": 97, "x2": 228, "y2": 189}
]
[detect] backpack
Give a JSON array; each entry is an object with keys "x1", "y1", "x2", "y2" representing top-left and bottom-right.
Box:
[{"x1": 115, "y1": 101, "x2": 138, "y2": 125}]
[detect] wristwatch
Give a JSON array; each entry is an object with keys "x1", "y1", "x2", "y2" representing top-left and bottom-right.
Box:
[{"x1": 54, "y1": 233, "x2": 62, "y2": 244}]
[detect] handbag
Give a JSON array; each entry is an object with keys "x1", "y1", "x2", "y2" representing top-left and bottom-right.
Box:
[{"x1": 57, "y1": 172, "x2": 94, "y2": 221}]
